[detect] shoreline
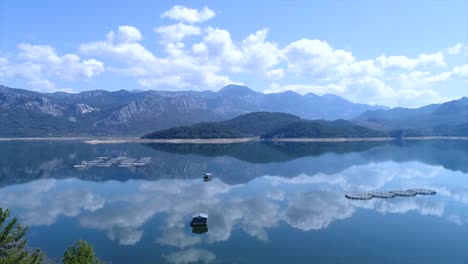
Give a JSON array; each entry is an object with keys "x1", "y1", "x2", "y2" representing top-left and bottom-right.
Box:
[
  {"x1": 0, "y1": 136, "x2": 467, "y2": 144},
  {"x1": 268, "y1": 137, "x2": 394, "y2": 142},
  {"x1": 84, "y1": 137, "x2": 259, "y2": 144},
  {"x1": 267, "y1": 136, "x2": 468, "y2": 142}
]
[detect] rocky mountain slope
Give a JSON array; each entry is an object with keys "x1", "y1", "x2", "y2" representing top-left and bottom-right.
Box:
[{"x1": 0, "y1": 84, "x2": 387, "y2": 136}]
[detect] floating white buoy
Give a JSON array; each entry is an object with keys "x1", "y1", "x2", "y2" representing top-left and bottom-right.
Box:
[
  {"x1": 369, "y1": 191, "x2": 395, "y2": 199},
  {"x1": 345, "y1": 193, "x2": 373, "y2": 200}
]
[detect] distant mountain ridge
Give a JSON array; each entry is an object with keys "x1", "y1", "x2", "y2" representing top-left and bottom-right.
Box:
[
  {"x1": 356, "y1": 97, "x2": 468, "y2": 132},
  {"x1": 0, "y1": 84, "x2": 387, "y2": 136}
]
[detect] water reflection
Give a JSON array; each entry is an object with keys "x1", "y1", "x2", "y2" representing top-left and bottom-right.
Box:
[
  {"x1": 192, "y1": 225, "x2": 208, "y2": 234},
  {"x1": 164, "y1": 248, "x2": 216, "y2": 264},
  {"x1": 1, "y1": 140, "x2": 468, "y2": 187},
  {"x1": 0, "y1": 141, "x2": 467, "y2": 263},
  {"x1": 1, "y1": 161, "x2": 466, "y2": 247}
]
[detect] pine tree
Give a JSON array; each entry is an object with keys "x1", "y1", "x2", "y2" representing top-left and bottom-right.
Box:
[
  {"x1": 0, "y1": 208, "x2": 43, "y2": 264},
  {"x1": 63, "y1": 240, "x2": 102, "y2": 264}
]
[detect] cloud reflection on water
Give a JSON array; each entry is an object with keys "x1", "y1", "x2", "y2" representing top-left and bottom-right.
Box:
[{"x1": 0, "y1": 161, "x2": 466, "y2": 249}]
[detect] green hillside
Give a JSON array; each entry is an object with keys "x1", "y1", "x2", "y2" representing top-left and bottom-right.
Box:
[
  {"x1": 142, "y1": 112, "x2": 386, "y2": 139},
  {"x1": 261, "y1": 120, "x2": 387, "y2": 139},
  {"x1": 142, "y1": 112, "x2": 301, "y2": 139}
]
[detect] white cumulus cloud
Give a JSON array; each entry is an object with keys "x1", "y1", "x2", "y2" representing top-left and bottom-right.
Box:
[
  {"x1": 155, "y1": 23, "x2": 202, "y2": 43},
  {"x1": 376, "y1": 52, "x2": 445, "y2": 70},
  {"x1": 161, "y1": 5, "x2": 215, "y2": 23}
]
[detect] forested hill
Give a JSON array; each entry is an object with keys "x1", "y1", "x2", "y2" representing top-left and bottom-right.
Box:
[
  {"x1": 142, "y1": 112, "x2": 387, "y2": 139},
  {"x1": 142, "y1": 112, "x2": 301, "y2": 139},
  {"x1": 261, "y1": 119, "x2": 387, "y2": 139}
]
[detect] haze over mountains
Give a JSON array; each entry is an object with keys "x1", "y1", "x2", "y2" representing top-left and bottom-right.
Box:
[
  {"x1": 356, "y1": 96, "x2": 468, "y2": 135},
  {"x1": 1, "y1": 84, "x2": 466, "y2": 137},
  {"x1": 0, "y1": 84, "x2": 386, "y2": 136}
]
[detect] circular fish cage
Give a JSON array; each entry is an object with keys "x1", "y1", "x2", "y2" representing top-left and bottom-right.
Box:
[
  {"x1": 390, "y1": 190, "x2": 417, "y2": 197},
  {"x1": 369, "y1": 191, "x2": 396, "y2": 199},
  {"x1": 409, "y1": 189, "x2": 436, "y2": 195},
  {"x1": 345, "y1": 193, "x2": 373, "y2": 200}
]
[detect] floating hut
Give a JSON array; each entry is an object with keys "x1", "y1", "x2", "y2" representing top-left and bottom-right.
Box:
[
  {"x1": 203, "y1": 173, "x2": 213, "y2": 180},
  {"x1": 191, "y1": 213, "x2": 208, "y2": 226}
]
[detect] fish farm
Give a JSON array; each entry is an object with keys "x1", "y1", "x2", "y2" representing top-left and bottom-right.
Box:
[
  {"x1": 73, "y1": 157, "x2": 152, "y2": 169},
  {"x1": 345, "y1": 189, "x2": 436, "y2": 200}
]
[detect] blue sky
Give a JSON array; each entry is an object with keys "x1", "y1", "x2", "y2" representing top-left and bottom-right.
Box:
[{"x1": 0, "y1": 0, "x2": 466, "y2": 107}]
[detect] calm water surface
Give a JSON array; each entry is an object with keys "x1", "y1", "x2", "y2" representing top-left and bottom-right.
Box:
[{"x1": 0, "y1": 140, "x2": 467, "y2": 263}]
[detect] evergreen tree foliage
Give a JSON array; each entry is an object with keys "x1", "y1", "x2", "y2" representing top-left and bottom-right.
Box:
[
  {"x1": 0, "y1": 208, "x2": 43, "y2": 264},
  {"x1": 63, "y1": 240, "x2": 101, "y2": 264}
]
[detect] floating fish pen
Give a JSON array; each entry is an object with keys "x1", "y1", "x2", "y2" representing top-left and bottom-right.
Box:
[
  {"x1": 73, "y1": 157, "x2": 152, "y2": 169},
  {"x1": 117, "y1": 164, "x2": 133, "y2": 168},
  {"x1": 390, "y1": 190, "x2": 417, "y2": 197},
  {"x1": 345, "y1": 188, "x2": 436, "y2": 200},
  {"x1": 97, "y1": 163, "x2": 112, "y2": 167},
  {"x1": 369, "y1": 191, "x2": 395, "y2": 199},
  {"x1": 409, "y1": 189, "x2": 436, "y2": 195},
  {"x1": 345, "y1": 193, "x2": 373, "y2": 200}
]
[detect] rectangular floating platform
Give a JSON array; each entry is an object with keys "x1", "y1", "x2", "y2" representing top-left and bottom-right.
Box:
[{"x1": 73, "y1": 157, "x2": 152, "y2": 169}]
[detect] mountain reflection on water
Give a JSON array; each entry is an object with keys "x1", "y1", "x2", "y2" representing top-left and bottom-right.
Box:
[{"x1": 0, "y1": 140, "x2": 467, "y2": 263}]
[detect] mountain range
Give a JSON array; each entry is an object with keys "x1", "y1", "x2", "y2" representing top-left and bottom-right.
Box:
[
  {"x1": 356, "y1": 96, "x2": 468, "y2": 134},
  {"x1": 0, "y1": 84, "x2": 387, "y2": 136},
  {"x1": 1, "y1": 84, "x2": 466, "y2": 137}
]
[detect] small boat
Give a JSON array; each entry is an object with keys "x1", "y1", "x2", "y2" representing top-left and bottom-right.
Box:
[
  {"x1": 191, "y1": 213, "x2": 208, "y2": 226},
  {"x1": 203, "y1": 173, "x2": 213, "y2": 180}
]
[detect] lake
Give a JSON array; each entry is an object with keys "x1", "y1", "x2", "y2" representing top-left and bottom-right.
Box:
[{"x1": 0, "y1": 140, "x2": 467, "y2": 263}]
